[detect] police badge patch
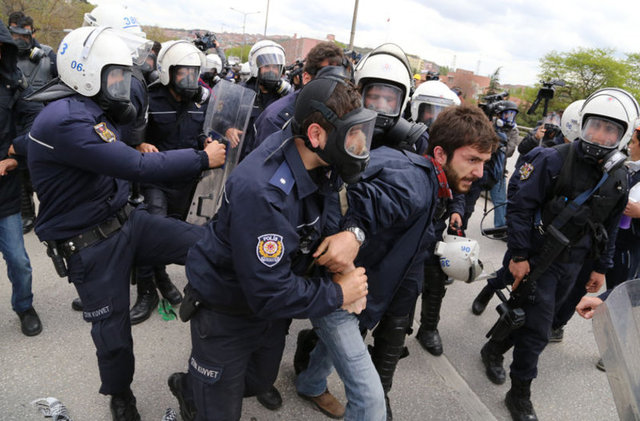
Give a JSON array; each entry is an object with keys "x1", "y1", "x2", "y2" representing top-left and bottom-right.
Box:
[
  {"x1": 94, "y1": 122, "x2": 116, "y2": 143},
  {"x1": 257, "y1": 234, "x2": 284, "y2": 267},
  {"x1": 519, "y1": 163, "x2": 534, "y2": 180}
]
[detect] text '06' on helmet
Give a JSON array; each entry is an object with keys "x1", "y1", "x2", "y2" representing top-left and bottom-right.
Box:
[
  {"x1": 83, "y1": 4, "x2": 146, "y2": 38},
  {"x1": 580, "y1": 88, "x2": 640, "y2": 158},
  {"x1": 410, "y1": 80, "x2": 460, "y2": 126},
  {"x1": 434, "y1": 234, "x2": 483, "y2": 283},
  {"x1": 355, "y1": 43, "x2": 413, "y2": 122}
]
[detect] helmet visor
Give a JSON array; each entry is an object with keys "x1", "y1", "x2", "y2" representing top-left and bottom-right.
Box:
[
  {"x1": 115, "y1": 31, "x2": 153, "y2": 66},
  {"x1": 102, "y1": 65, "x2": 132, "y2": 101},
  {"x1": 339, "y1": 108, "x2": 377, "y2": 159},
  {"x1": 256, "y1": 52, "x2": 285, "y2": 68},
  {"x1": 417, "y1": 102, "x2": 446, "y2": 124},
  {"x1": 501, "y1": 109, "x2": 517, "y2": 125},
  {"x1": 362, "y1": 83, "x2": 403, "y2": 117},
  {"x1": 582, "y1": 116, "x2": 624, "y2": 147},
  {"x1": 171, "y1": 65, "x2": 200, "y2": 91}
]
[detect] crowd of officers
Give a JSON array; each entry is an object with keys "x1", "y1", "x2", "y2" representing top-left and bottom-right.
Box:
[{"x1": 2, "y1": 6, "x2": 639, "y2": 421}]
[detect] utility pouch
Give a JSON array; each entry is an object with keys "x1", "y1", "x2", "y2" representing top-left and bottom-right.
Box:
[
  {"x1": 179, "y1": 284, "x2": 201, "y2": 323},
  {"x1": 44, "y1": 241, "x2": 68, "y2": 277}
]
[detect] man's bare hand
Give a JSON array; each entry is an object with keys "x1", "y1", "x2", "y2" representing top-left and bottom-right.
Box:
[
  {"x1": 509, "y1": 259, "x2": 530, "y2": 291},
  {"x1": 585, "y1": 271, "x2": 605, "y2": 293},
  {"x1": 343, "y1": 296, "x2": 367, "y2": 314},
  {"x1": 225, "y1": 128, "x2": 243, "y2": 148},
  {"x1": 333, "y1": 266, "x2": 367, "y2": 306},
  {"x1": 0, "y1": 158, "x2": 18, "y2": 176},
  {"x1": 624, "y1": 201, "x2": 640, "y2": 218},
  {"x1": 449, "y1": 213, "x2": 462, "y2": 231},
  {"x1": 576, "y1": 296, "x2": 603, "y2": 320},
  {"x1": 313, "y1": 231, "x2": 360, "y2": 274},
  {"x1": 204, "y1": 139, "x2": 226, "y2": 168},
  {"x1": 534, "y1": 125, "x2": 545, "y2": 140},
  {"x1": 7, "y1": 144, "x2": 16, "y2": 156},
  {"x1": 136, "y1": 142, "x2": 159, "y2": 153}
]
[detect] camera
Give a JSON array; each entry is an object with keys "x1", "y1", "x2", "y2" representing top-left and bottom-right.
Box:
[
  {"x1": 527, "y1": 79, "x2": 565, "y2": 116},
  {"x1": 478, "y1": 91, "x2": 509, "y2": 119},
  {"x1": 193, "y1": 32, "x2": 217, "y2": 52}
]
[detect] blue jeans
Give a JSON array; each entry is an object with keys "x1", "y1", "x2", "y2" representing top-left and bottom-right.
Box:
[
  {"x1": 490, "y1": 175, "x2": 507, "y2": 228},
  {"x1": 0, "y1": 212, "x2": 33, "y2": 313},
  {"x1": 296, "y1": 309, "x2": 386, "y2": 421}
]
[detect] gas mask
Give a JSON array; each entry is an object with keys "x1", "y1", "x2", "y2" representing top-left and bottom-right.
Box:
[
  {"x1": 580, "y1": 116, "x2": 625, "y2": 160},
  {"x1": 362, "y1": 82, "x2": 403, "y2": 137},
  {"x1": 95, "y1": 65, "x2": 136, "y2": 125},
  {"x1": 170, "y1": 65, "x2": 200, "y2": 101}
]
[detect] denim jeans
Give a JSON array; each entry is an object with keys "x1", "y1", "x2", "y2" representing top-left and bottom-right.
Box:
[
  {"x1": 490, "y1": 175, "x2": 507, "y2": 228},
  {"x1": 296, "y1": 309, "x2": 386, "y2": 421},
  {"x1": 0, "y1": 212, "x2": 33, "y2": 313}
]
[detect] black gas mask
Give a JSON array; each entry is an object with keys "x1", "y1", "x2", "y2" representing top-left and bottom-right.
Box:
[
  {"x1": 580, "y1": 116, "x2": 625, "y2": 160},
  {"x1": 362, "y1": 82, "x2": 403, "y2": 136},
  {"x1": 9, "y1": 27, "x2": 34, "y2": 57},
  {"x1": 170, "y1": 65, "x2": 200, "y2": 101},
  {"x1": 95, "y1": 65, "x2": 136, "y2": 125}
]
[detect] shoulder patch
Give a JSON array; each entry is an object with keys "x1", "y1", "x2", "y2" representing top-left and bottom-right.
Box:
[
  {"x1": 519, "y1": 162, "x2": 534, "y2": 180},
  {"x1": 256, "y1": 234, "x2": 285, "y2": 267},
  {"x1": 94, "y1": 122, "x2": 116, "y2": 143},
  {"x1": 269, "y1": 161, "x2": 295, "y2": 194}
]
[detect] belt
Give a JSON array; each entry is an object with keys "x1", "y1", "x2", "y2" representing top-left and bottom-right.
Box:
[{"x1": 58, "y1": 204, "x2": 134, "y2": 258}]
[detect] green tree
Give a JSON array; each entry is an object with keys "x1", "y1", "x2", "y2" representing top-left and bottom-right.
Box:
[
  {"x1": 486, "y1": 67, "x2": 502, "y2": 95},
  {"x1": 438, "y1": 65, "x2": 449, "y2": 76}
]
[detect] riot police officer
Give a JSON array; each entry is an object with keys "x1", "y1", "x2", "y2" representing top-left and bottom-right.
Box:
[
  {"x1": 24, "y1": 27, "x2": 225, "y2": 421},
  {"x1": 167, "y1": 74, "x2": 372, "y2": 421},
  {"x1": 473, "y1": 87, "x2": 636, "y2": 421}
]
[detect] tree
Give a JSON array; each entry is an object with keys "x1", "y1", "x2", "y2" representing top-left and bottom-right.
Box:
[
  {"x1": 486, "y1": 67, "x2": 502, "y2": 95},
  {"x1": 142, "y1": 26, "x2": 172, "y2": 44}
]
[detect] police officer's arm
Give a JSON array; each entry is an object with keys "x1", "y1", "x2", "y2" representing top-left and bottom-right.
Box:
[{"x1": 228, "y1": 187, "x2": 366, "y2": 320}]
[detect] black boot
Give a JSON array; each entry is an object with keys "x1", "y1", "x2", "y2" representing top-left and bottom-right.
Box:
[
  {"x1": 505, "y1": 376, "x2": 538, "y2": 421},
  {"x1": 370, "y1": 314, "x2": 411, "y2": 421},
  {"x1": 481, "y1": 340, "x2": 512, "y2": 385},
  {"x1": 472, "y1": 284, "x2": 495, "y2": 315},
  {"x1": 154, "y1": 266, "x2": 182, "y2": 305},
  {"x1": 130, "y1": 276, "x2": 158, "y2": 325},
  {"x1": 71, "y1": 297, "x2": 83, "y2": 311},
  {"x1": 17, "y1": 307, "x2": 42, "y2": 336},
  {"x1": 168, "y1": 372, "x2": 196, "y2": 421},
  {"x1": 416, "y1": 265, "x2": 447, "y2": 356},
  {"x1": 294, "y1": 329, "x2": 319, "y2": 375},
  {"x1": 110, "y1": 389, "x2": 140, "y2": 421},
  {"x1": 257, "y1": 385, "x2": 283, "y2": 410}
]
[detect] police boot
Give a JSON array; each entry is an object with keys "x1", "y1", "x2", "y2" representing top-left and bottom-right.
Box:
[
  {"x1": 154, "y1": 266, "x2": 183, "y2": 305},
  {"x1": 370, "y1": 314, "x2": 411, "y2": 421},
  {"x1": 294, "y1": 329, "x2": 319, "y2": 375},
  {"x1": 130, "y1": 276, "x2": 158, "y2": 325},
  {"x1": 505, "y1": 376, "x2": 538, "y2": 421},
  {"x1": 416, "y1": 265, "x2": 447, "y2": 356},
  {"x1": 168, "y1": 372, "x2": 196, "y2": 421},
  {"x1": 472, "y1": 283, "x2": 495, "y2": 315},
  {"x1": 256, "y1": 385, "x2": 283, "y2": 410},
  {"x1": 17, "y1": 307, "x2": 42, "y2": 337},
  {"x1": 110, "y1": 388, "x2": 141, "y2": 421},
  {"x1": 481, "y1": 340, "x2": 511, "y2": 385}
]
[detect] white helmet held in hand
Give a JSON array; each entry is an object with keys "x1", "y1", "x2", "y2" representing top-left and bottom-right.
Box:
[
  {"x1": 435, "y1": 234, "x2": 483, "y2": 283},
  {"x1": 580, "y1": 88, "x2": 640, "y2": 157},
  {"x1": 410, "y1": 80, "x2": 460, "y2": 125},
  {"x1": 248, "y1": 40, "x2": 285, "y2": 79},
  {"x1": 83, "y1": 5, "x2": 146, "y2": 38},
  {"x1": 57, "y1": 26, "x2": 132, "y2": 97},
  {"x1": 561, "y1": 99, "x2": 584, "y2": 141}
]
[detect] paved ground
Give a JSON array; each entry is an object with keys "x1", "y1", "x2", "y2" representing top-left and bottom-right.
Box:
[{"x1": 0, "y1": 153, "x2": 620, "y2": 420}]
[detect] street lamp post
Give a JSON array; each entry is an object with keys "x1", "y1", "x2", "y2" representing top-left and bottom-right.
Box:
[{"x1": 230, "y1": 7, "x2": 260, "y2": 61}]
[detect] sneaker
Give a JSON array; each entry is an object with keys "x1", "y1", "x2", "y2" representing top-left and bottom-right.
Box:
[
  {"x1": 549, "y1": 327, "x2": 564, "y2": 343},
  {"x1": 298, "y1": 389, "x2": 345, "y2": 419}
]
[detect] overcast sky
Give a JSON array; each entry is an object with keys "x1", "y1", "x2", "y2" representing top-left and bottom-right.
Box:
[{"x1": 91, "y1": 0, "x2": 640, "y2": 86}]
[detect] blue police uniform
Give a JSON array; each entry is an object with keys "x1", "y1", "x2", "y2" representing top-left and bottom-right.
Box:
[
  {"x1": 487, "y1": 141, "x2": 626, "y2": 381},
  {"x1": 180, "y1": 128, "x2": 343, "y2": 420},
  {"x1": 27, "y1": 94, "x2": 210, "y2": 395},
  {"x1": 253, "y1": 90, "x2": 297, "y2": 144}
]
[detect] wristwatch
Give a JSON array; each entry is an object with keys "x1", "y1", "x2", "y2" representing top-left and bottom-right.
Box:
[
  {"x1": 345, "y1": 226, "x2": 366, "y2": 246},
  {"x1": 511, "y1": 255, "x2": 528, "y2": 263}
]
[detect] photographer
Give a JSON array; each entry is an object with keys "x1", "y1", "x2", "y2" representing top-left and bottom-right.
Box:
[{"x1": 518, "y1": 111, "x2": 564, "y2": 156}]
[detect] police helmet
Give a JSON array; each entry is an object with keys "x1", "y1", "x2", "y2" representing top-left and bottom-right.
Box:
[
  {"x1": 83, "y1": 5, "x2": 146, "y2": 38},
  {"x1": 410, "y1": 80, "x2": 460, "y2": 125},
  {"x1": 434, "y1": 234, "x2": 483, "y2": 283},
  {"x1": 239, "y1": 62, "x2": 251, "y2": 83},
  {"x1": 57, "y1": 27, "x2": 134, "y2": 97},
  {"x1": 580, "y1": 88, "x2": 640, "y2": 158},
  {"x1": 203, "y1": 53, "x2": 222, "y2": 75},
  {"x1": 561, "y1": 100, "x2": 585, "y2": 141},
  {"x1": 157, "y1": 40, "x2": 205, "y2": 86},
  {"x1": 355, "y1": 43, "x2": 412, "y2": 122},
  {"x1": 248, "y1": 40, "x2": 285, "y2": 79}
]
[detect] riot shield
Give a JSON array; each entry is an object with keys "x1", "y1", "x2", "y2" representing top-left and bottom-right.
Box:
[
  {"x1": 186, "y1": 80, "x2": 256, "y2": 225},
  {"x1": 592, "y1": 279, "x2": 640, "y2": 420}
]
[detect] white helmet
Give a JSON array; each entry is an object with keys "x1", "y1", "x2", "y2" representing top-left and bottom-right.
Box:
[
  {"x1": 354, "y1": 43, "x2": 412, "y2": 119},
  {"x1": 580, "y1": 88, "x2": 640, "y2": 157},
  {"x1": 83, "y1": 5, "x2": 146, "y2": 38},
  {"x1": 248, "y1": 40, "x2": 285, "y2": 78},
  {"x1": 434, "y1": 235, "x2": 483, "y2": 283},
  {"x1": 560, "y1": 99, "x2": 584, "y2": 141},
  {"x1": 157, "y1": 40, "x2": 205, "y2": 86},
  {"x1": 203, "y1": 54, "x2": 222, "y2": 74},
  {"x1": 239, "y1": 62, "x2": 251, "y2": 82},
  {"x1": 410, "y1": 80, "x2": 460, "y2": 125},
  {"x1": 56, "y1": 26, "x2": 133, "y2": 97}
]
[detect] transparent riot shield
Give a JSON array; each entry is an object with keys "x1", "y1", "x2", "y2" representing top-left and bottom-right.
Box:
[
  {"x1": 592, "y1": 279, "x2": 640, "y2": 420},
  {"x1": 186, "y1": 80, "x2": 256, "y2": 225}
]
